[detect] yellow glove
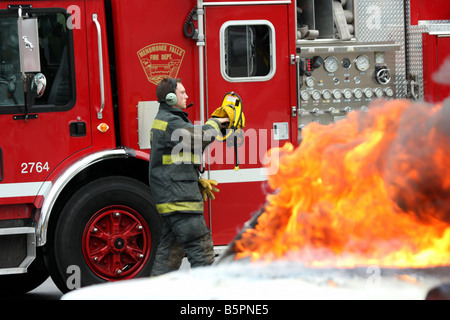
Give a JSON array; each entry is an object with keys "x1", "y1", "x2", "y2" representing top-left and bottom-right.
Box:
[{"x1": 198, "y1": 179, "x2": 220, "y2": 201}]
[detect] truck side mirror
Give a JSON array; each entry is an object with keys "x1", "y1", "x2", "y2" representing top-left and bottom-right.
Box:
[{"x1": 32, "y1": 73, "x2": 46, "y2": 98}]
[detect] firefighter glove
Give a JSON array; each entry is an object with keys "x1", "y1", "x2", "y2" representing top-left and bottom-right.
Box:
[{"x1": 198, "y1": 178, "x2": 220, "y2": 201}]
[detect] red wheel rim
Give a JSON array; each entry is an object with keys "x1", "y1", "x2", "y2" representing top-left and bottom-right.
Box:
[{"x1": 82, "y1": 205, "x2": 151, "y2": 281}]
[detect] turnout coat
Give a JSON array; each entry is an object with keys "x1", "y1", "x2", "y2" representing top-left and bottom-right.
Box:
[{"x1": 149, "y1": 103, "x2": 221, "y2": 215}]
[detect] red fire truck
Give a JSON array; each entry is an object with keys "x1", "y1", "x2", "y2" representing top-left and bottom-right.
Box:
[{"x1": 0, "y1": 0, "x2": 448, "y2": 294}]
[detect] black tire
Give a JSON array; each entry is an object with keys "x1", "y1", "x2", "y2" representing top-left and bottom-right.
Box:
[{"x1": 45, "y1": 176, "x2": 161, "y2": 293}]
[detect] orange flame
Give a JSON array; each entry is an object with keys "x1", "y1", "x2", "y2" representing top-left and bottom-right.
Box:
[{"x1": 235, "y1": 99, "x2": 450, "y2": 268}]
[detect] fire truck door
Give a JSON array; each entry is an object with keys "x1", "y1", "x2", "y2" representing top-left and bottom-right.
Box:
[
  {"x1": 423, "y1": 32, "x2": 450, "y2": 102},
  {"x1": 437, "y1": 36, "x2": 450, "y2": 101},
  {"x1": 203, "y1": 3, "x2": 295, "y2": 244},
  {"x1": 0, "y1": 4, "x2": 91, "y2": 206}
]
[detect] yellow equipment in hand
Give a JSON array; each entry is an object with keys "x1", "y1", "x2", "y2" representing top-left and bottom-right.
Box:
[{"x1": 211, "y1": 92, "x2": 245, "y2": 170}]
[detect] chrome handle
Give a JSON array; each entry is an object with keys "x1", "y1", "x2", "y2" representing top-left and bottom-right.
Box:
[
  {"x1": 92, "y1": 14, "x2": 105, "y2": 120},
  {"x1": 0, "y1": 146, "x2": 3, "y2": 182}
]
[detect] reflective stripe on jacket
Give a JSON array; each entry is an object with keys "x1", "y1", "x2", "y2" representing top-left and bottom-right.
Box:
[{"x1": 149, "y1": 103, "x2": 220, "y2": 215}]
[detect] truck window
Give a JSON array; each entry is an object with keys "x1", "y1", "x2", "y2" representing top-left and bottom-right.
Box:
[
  {"x1": 220, "y1": 20, "x2": 276, "y2": 82},
  {"x1": 0, "y1": 18, "x2": 24, "y2": 108},
  {"x1": 0, "y1": 9, "x2": 74, "y2": 113}
]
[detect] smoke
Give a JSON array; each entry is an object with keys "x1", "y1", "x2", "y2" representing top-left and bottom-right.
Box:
[
  {"x1": 383, "y1": 100, "x2": 450, "y2": 224},
  {"x1": 432, "y1": 56, "x2": 450, "y2": 86}
]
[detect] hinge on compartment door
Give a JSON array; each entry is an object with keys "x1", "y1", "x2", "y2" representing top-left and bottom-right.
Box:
[{"x1": 291, "y1": 106, "x2": 297, "y2": 117}]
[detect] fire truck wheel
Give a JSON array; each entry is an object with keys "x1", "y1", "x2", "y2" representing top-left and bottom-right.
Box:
[{"x1": 45, "y1": 176, "x2": 161, "y2": 293}]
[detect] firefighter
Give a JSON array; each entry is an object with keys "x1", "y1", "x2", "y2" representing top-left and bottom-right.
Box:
[{"x1": 149, "y1": 77, "x2": 229, "y2": 276}]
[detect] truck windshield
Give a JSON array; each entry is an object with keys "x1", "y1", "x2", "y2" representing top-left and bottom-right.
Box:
[{"x1": 0, "y1": 10, "x2": 73, "y2": 112}]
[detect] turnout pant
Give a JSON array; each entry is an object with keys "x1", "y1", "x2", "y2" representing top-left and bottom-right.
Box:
[{"x1": 151, "y1": 212, "x2": 215, "y2": 276}]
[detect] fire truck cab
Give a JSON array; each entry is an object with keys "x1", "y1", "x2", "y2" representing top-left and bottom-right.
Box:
[{"x1": 0, "y1": 0, "x2": 448, "y2": 294}]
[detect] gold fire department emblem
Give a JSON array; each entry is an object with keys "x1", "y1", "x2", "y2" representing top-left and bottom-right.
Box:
[{"x1": 137, "y1": 43, "x2": 185, "y2": 85}]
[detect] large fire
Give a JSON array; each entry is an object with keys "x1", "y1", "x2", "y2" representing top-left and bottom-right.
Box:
[{"x1": 235, "y1": 99, "x2": 450, "y2": 268}]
